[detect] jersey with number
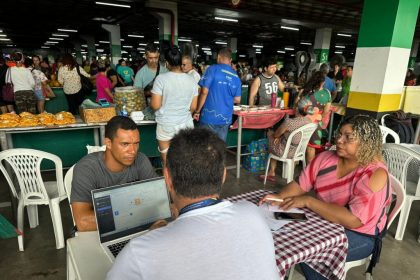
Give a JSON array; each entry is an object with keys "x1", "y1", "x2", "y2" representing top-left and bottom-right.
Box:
[{"x1": 257, "y1": 74, "x2": 279, "y2": 105}]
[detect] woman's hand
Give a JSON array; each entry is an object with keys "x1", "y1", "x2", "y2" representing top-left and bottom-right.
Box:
[
  {"x1": 273, "y1": 137, "x2": 280, "y2": 145},
  {"x1": 280, "y1": 195, "x2": 311, "y2": 210}
]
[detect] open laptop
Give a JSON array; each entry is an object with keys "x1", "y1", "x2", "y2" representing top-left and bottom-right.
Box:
[{"x1": 92, "y1": 177, "x2": 172, "y2": 262}]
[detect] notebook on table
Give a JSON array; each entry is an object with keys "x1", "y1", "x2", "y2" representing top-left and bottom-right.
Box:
[{"x1": 91, "y1": 177, "x2": 172, "y2": 262}]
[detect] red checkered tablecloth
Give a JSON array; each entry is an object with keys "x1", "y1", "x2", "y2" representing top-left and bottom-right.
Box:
[{"x1": 225, "y1": 189, "x2": 348, "y2": 280}]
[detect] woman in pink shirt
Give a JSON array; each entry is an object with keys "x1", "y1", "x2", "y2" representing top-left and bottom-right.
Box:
[
  {"x1": 96, "y1": 64, "x2": 113, "y2": 103},
  {"x1": 261, "y1": 115, "x2": 391, "y2": 279}
]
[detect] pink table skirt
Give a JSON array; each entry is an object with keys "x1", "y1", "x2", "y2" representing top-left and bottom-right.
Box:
[{"x1": 231, "y1": 108, "x2": 294, "y2": 129}]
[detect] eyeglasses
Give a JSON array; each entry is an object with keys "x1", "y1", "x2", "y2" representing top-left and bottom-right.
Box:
[{"x1": 334, "y1": 131, "x2": 357, "y2": 143}]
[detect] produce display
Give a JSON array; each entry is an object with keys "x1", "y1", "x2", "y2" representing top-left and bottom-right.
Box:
[
  {"x1": 113, "y1": 86, "x2": 146, "y2": 114},
  {"x1": 0, "y1": 112, "x2": 76, "y2": 128}
]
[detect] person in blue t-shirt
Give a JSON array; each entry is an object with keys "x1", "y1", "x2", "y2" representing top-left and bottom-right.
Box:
[
  {"x1": 194, "y1": 48, "x2": 242, "y2": 141},
  {"x1": 320, "y1": 63, "x2": 337, "y2": 101},
  {"x1": 116, "y1": 59, "x2": 134, "y2": 86}
]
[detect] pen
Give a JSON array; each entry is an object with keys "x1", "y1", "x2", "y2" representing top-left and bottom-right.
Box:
[{"x1": 265, "y1": 198, "x2": 284, "y2": 202}]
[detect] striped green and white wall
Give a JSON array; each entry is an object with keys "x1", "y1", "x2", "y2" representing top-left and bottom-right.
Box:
[{"x1": 348, "y1": 0, "x2": 420, "y2": 113}]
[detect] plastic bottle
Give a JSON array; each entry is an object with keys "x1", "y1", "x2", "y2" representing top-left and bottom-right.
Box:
[
  {"x1": 283, "y1": 91, "x2": 290, "y2": 109},
  {"x1": 271, "y1": 92, "x2": 276, "y2": 108},
  {"x1": 280, "y1": 100, "x2": 285, "y2": 109},
  {"x1": 121, "y1": 97, "x2": 129, "y2": 117}
]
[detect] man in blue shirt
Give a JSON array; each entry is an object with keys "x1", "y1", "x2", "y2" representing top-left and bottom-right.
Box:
[
  {"x1": 194, "y1": 48, "x2": 241, "y2": 141},
  {"x1": 320, "y1": 63, "x2": 337, "y2": 101}
]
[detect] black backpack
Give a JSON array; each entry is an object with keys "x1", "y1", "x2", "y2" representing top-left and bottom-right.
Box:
[{"x1": 383, "y1": 111, "x2": 414, "y2": 143}]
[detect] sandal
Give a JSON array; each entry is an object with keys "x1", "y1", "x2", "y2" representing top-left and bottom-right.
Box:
[{"x1": 258, "y1": 174, "x2": 276, "y2": 182}]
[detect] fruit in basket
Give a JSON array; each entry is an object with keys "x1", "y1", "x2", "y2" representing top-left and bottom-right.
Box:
[
  {"x1": 0, "y1": 113, "x2": 20, "y2": 122},
  {"x1": 0, "y1": 119, "x2": 19, "y2": 128},
  {"x1": 54, "y1": 111, "x2": 76, "y2": 125},
  {"x1": 19, "y1": 116, "x2": 40, "y2": 127},
  {"x1": 37, "y1": 112, "x2": 56, "y2": 126}
]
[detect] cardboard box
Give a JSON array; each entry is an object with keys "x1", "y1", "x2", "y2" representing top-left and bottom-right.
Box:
[{"x1": 79, "y1": 106, "x2": 117, "y2": 124}]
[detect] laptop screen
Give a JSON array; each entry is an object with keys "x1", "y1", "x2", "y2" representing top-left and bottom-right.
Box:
[{"x1": 92, "y1": 177, "x2": 172, "y2": 243}]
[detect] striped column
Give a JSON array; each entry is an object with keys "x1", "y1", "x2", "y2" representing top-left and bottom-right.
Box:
[
  {"x1": 347, "y1": 0, "x2": 420, "y2": 116},
  {"x1": 408, "y1": 39, "x2": 419, "y2": 69},
  {"x1": 313, "y1": 28, "x2": 331, "y2": 69}
]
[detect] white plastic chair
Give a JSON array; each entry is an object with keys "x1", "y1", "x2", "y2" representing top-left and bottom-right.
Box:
[
  {"x1": 264, "y1": 123, "x2": 317, "y2": 184},
  {"x1": 64, "y1": 165, "x2": 76, "y2": 227},
  {"x1": 382, "y1": 143, "x2": 420, "y2": 241},
  {"x1": 379, "y1": 125, "x2": 400, "y2": 144},
  {"x1": 343, "y1": 174, "x2": 406, "y2": 279},
  {"x1": 0, "y1": 148, "x2": 66, "y2": 251}
]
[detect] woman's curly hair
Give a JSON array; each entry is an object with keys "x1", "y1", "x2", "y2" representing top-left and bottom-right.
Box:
[{"x1": 338, "y1": 115, "x2": 383, "y2": 166}]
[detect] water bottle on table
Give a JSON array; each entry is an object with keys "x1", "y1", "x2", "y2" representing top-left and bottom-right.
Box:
[{"x1": 120, "y1": 97, "x2": 129, "y2": 117}]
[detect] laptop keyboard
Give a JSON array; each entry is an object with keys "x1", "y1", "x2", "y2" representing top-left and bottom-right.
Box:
[{"x1": 108, "y1": 239, "x2": 130, "y2": 257}]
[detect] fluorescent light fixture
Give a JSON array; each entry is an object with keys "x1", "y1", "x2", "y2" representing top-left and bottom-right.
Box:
[
  {"x1": 337, "y1": 33, "x2": 352, "y2": 37},
  {"x1": 277, "y1": 50, "x2": 286, "y2": 54},
  {"x1": 121, "y1": 50, "x2": 128, "y2": 54},
  {"x1": 0, "y1": 30, "x2": 2, "y2": 32},
  {"x1": 281, "y1": 26, "x2": 299, "y2": 31},
  {"x1": 239, "y1": 55, "x2": 246, "y2": 57},
  {"x1": 178, "y1": 38, "x2": 192, "y2": 42},
  {"x1": 0, "y1": 38, "x2": 10, "y2": 41},
  {"x1": 335, "y1": 45, "x2": 345, "y2": 49},
  {"x1": 99, "y1": 40, "x2": 110, "y2": 44},
  {"x1": 96, "y1": 49, "x2": 104, "y2": 52},
  {"x1": 154, "y1": 41, "x2": 159, "y2": 44},
  {"x1": 139, "y1": 43, "x2": 147, "y2": 46},
  {"x1": 45, "y1": 42, "x2": 56, "y2": 45},
  {"x1": 128, "y1": 34, "x2": 144, "y2": 38},
  {"x1": 284, "y1": 47, "x2": 294, "y2": 51},
  {"x1": 195, "y1": 44, "x2": 199, "y2": 47},
  {"x1": 256, "y1": 51, "x2": 261, "y2": 54},
  {"x1": 122, "y1": 45, "x2": 133, "y2": 48},
  {"x1": 52, "y1": 33, "x2": 69, "y2": 37},
  {"x1": 95, "y1": 1, "x2": 131, "y2": 8},
  {"x1": 45, "y1": 41, "x2": 58, "y2": 44},
  {"x1": 137, "y1": 47, "x2": 145, "y2": 51},
  {"x1": 81, "y1": 51, "x2": 87, "y2": 54},
  {"x1": 0, "y1": 34, "x2": 7, "y2": 37},
  {"x1": 202, "y1": 47, "x2": 211, "y2": 51},
  {"x1": 255, "y1": 48, "x2": 261, "y2": 52},
  {"x1": 95, "y1": 44, "x2": 99, "y2": 46},
  {"x1": 291, "y1": 54, "x2": 295, "y2": 56},
  {"x1": 300, "y1": 42, "x2": 312, "y2": 45},
  {"x1": 214, "y1": 16, "x2": 238, "y2": 23},
  {"x1": 334, "y1": 51, "x2": 343, "y2": 54},
  {"x1": 6, "y1": 44, "x2": 14, "y2": 47},
  {"x1": 41, "y1": 46, "x2": 50, "y2": 49},
  {"x1": 120, "y1": 39, "x2": 125, "y2": 41},
  {"x1": 81, "y1": 44, "x2": 88, "y2": 47},
  {"x1": 57, "y1": 28, "x2": 78, "y2": 32},
  {"x1": 252, "y1": 45, "x2": 263, "y2": 48},
  {"x1": 215, "y1": 41, "x2": 227, "y2": 45},
  {"x1": 49, "y1": 37, "x2": 64, "y2": 41}
]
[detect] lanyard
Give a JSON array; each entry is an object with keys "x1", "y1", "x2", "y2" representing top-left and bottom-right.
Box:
[{"x1": 179, "y1": 198, "x2": 221, "y2": 215}]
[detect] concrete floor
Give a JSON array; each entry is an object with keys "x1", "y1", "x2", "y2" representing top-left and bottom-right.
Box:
[{"x1": 0, "y1": 157, "x2": 420, "y2": 280}]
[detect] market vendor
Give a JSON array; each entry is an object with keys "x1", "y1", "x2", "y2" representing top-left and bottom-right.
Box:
[{"x1": 71, "y1": 116, "x2": 158, "y2": 232}]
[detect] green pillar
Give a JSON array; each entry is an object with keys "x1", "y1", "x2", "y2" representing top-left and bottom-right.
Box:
[
  {"x1": 101, "y1": 24, "x2": 121, "y2": 66},
  {"x1": 409, "y1": 39, "x2": 419, "y2": 69},
  {"x1": 313, "y1": 28, "x2": 331, "y2": 68},
  {"x1": 347, "y1": 0, "x2": 420, "y2": 117}
]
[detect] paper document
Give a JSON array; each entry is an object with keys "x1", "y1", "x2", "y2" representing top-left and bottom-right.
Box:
[{"x1": 259, "y1": 204, "x2": 290, "y2": 231}]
